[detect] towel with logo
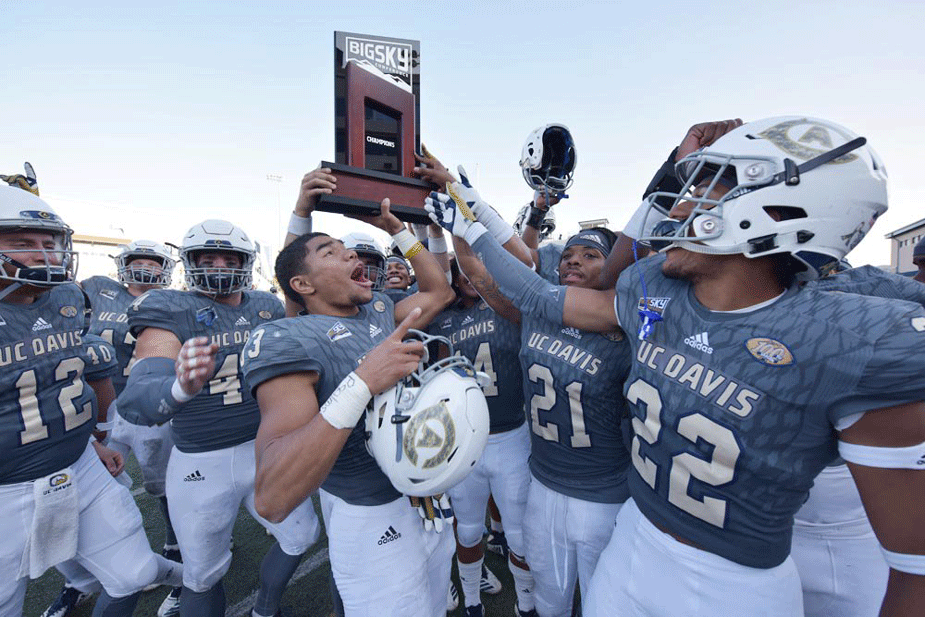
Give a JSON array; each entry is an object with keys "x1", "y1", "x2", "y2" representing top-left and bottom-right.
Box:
[{"x1": 18, "y1": 467, "x2": 79, "y2": 579}]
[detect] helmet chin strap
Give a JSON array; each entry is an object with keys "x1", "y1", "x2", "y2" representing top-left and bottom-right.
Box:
[
  {"x1": 0, "y1": 281, "x2": 23, "y2": 302},
  {"x1": 0, "y1": 251, "x2": 69, "y2": 302}
]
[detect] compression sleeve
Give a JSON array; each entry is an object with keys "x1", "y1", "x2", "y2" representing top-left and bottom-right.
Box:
[
  {"x1": 470, "y1": 232, "x2": 566, "y2": 325},
  {"x1": 115, "y1": 357, "x2": 185, "y2": 426}
]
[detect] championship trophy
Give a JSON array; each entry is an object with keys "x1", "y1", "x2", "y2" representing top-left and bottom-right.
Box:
[{"x1": 316, "y1": 31, "x2": 433, "y2": 223}]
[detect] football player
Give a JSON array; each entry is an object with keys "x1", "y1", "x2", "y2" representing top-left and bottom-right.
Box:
[
  {"x1": 788, "y1": 264, "x2": 925, "y2": 616},
  {"x1": 240, "y1": 172, "x2": 456, "y2": 616},
  {"x1": 913, "y1": 237, "x2": 925, "y2": 284},
  {"x1": 40, "y1": 333, "x2": 131, "y2": 617},
  {"x1": 42, "y1": 241, "x2": 179, "y2": 616},
  {"x1": 452, "y1": 223, "x2": 632, "y2": 617},
  {"x1": 41, "y1": 333, "x2": 133, "y2": 617},
  {"x1": 428, "y1": 258, "x2": 530, "y2": 617},
  {"x1": 87, "y1": 242, "x2": 178, "y2": 547},
  {"x1": 0, "y1": 185, "x2": 182, "y2": 617},
  {"x1": 385, "y1": 255, "x2": 413, "y2": 290},
  {"x1": 116, "y1": 220, "x2": 319, "y2": 617},
  {"x1": 427, "y1": 117, "x2": 925, "y2": 616}
]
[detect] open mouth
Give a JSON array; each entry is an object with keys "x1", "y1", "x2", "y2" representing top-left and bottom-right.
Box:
[
  {"x1": 351, "y1": 263, "x2": 372, "y2": 287},
  {"x1": 561, "y1": 269, "x2": 583, "y2": 282}
]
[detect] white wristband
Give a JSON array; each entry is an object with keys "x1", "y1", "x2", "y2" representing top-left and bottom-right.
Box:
[
  {"x1": 288, "y1": 212, "x2": 313, "y2": 236},
  {"x1": 476, "y1": 203, "x2": 516, "y2": 245},
  {"x1": 319, "y1": 371, "x2": 372, "y2": 430},
  {"x1": 428, "y1": 234, "x2": 448, "y2": 254},
  {"x1": 392, "y1": 229, "x2": 424, "y2": 258},
  {"x1": 462, "y1": 221, "x2": 488, "y2": 246},
  {"x1": 171, "y1": 378, "x2": 195, "y2": 404}
]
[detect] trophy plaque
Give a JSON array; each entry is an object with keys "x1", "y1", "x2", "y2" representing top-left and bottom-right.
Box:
[{"x1": 318, "y1": 31, "x2": 432, "y2": 223}]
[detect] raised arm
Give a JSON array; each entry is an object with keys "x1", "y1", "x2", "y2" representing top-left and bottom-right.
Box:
[
  {"x1": 452, "y1": 236, "x2": 521, "y2": 325},
  {"x1": 282, "y1": 167, "x2": 337, "y2": 315},
  {"x1": 426, "y1": 184, "x2": 618, "y2": 333},
  {"x1": 414, "y1": 147, "x2": 535, "y2": 268},
  {"x1": 838, "y1": 401, "x2": 925, "y2": 616},
  {"x1": 348, "y1": 200, "x2": 454, "y2": 329}
]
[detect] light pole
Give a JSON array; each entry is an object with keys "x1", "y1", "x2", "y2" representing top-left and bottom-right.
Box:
[{"x1": 266, "y1": 174, "x2": 283, "y2": 253}]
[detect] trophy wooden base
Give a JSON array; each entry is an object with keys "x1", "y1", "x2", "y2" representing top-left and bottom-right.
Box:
[{"x1": 316, "y1": 161, "x2": 433, "y2": 224}]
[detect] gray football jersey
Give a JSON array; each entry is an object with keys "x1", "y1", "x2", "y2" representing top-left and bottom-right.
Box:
[
  {"x1": 537, "y1": 243, "x2": 564, "y2": 284},
  {"x1": 0, "y1": 284, "x2": 97, "y2": 484},
  {"x1": 810, "y1": 265, "x2": 925, "y2": 307},
  {"x1": 82, "y1": 276, "x2": 138, "y2": 394},
  {"x1": 383, "y1": 287, "x2": 412, "y2": 304},
  {"x1": 128, "y1": 289, "x2": 284, "y2": 453},
  {"x1": 430, "y1": 301, "x2": 525, "y2": 434},
  {"x1": 810, "y1": 266, "x2": 925, "y2": 467},
  {"x1": 242, "y1": 293, "x2": 400, "y2": 506},
  {"x1": 520, "y1": 312, "x2": 631, "y2": 503},
  {"x1": 614, "y1": 253, "x2": 925, "y2": 568},
  {"x1": 82, "y1": 334, "x2": 119, "y2": 382}
]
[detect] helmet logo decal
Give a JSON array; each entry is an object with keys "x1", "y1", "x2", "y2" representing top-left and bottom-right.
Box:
[
  {"x1": 758, "y1": 119, "x2": 858, "y2": 163},
  {"x1": 403, "y1": 400, "x2": 456, "y2": 469},
  {"x1": 841, "y1": 214, "x2": 879, "y2": 250}
]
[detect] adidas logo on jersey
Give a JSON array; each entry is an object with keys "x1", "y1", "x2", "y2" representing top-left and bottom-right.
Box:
[
  {"x1": 235, "y1": 316, "x2": 251, "y2": 326},
  {"x1": 369, "y1": 324, "x2": 383, "y2": 338},
  {"x1": 183, "y1": 470, "x2": 205, "y2": 482},
  {"x1": 31, "y1": 317, "x2": 52, "y2": 332},
  {"x1": 684, "y1": 332, "x2": 713, "y2": 354},
  {"x1": 461, "y1": 315, "x2": 474, "y2": 325},
  {"x1": 378, "y1": 525, "x2": 401, "y2": 545},
  {"x1": 561, "y1": 327, "x2": 582, "y2": 340}
]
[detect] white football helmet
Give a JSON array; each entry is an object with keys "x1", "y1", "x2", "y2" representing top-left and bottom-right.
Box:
[
  {"x1": 366, "y1": 330, "x2": 490, "y2": 497},
  {"x1": 638, "y1": 116, "x2": 888, "y2": 280},
  {"x1": 0, "y1": 184, "x2": 76, "y2": 287},
  {"x1": 341, "y1": 232, "x2": 386, "y2": 291},
  {"x1": 513, "y1": 203, "x2": 557, "y2": 241},
  {"x1": 181, "y1": 220, "x2": 255, "y2": 294},
  {"x1": 115, "y1": 240, "x2": 176, "y2": 287},
  {"x1": 520, "y1": 123, "x2": 577, "y2": 194}
]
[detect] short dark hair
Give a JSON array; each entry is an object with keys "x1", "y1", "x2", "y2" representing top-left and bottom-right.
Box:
[{"x1": 274, "y1": 232, "x2": 328, "y2": 307}]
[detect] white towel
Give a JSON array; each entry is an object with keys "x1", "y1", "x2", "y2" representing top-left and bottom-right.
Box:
[{"x1": 18, "y1": 467, "x2": 79, "y2": 579}]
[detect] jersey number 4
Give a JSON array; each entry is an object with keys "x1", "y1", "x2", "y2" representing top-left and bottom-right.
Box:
[
  {"x1": 208, "y1": 353, "x2": 243, "y2": 405},
  {"x1": 16, "y1": 358, "x2": 93, "y2": 446},
  {"x1": 627, "y1": 378, "x2": 741, "y2": 528}
]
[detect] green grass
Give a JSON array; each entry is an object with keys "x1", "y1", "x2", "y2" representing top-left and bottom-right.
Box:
[{"x1": 22, "y1": 455, "x2": 520, "y2": 617}]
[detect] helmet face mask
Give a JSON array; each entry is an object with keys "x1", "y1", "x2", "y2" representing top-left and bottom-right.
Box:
[
  {"x1": 513, "y1": 203, "x2": 557, "y2": 241},
  {"x1": 520, "y1": 124, "x2": 577, "y2": 194},
  {"x1": 341, "y1": 232, "x2": 386, "y2": 291},
  {"x1": 180, "y1": 220, "x2": 255, "y2": 295},
  {"x1": 0, "y1": 186, "x2": 76, "y2": 288},
  {"x1": 115, "y1": 240, "x2": 176, "y2": 287},
  {"x1": 365, "y1": 329, "x2": 490, "y2": 496},
  {"x1": 637, "y1": 116, "x2": 888, "y2": 281}
]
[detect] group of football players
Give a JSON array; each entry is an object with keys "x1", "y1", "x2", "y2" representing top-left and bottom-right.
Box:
[{"x1": 3, "y1": 113, "x2": 925, "y2": 617}]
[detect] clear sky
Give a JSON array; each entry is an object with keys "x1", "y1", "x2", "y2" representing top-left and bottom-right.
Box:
[{"x1": 3, "y1": 1, "x2": 923, "y2": 268}]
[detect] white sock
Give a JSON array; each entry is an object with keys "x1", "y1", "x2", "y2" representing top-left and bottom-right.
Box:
[
  {"x1": 508, "y1": 553, "x2": 535, "y2": 611},
  {"x1": 457, "y1": 557, "x2": 483, "y2": 607}
]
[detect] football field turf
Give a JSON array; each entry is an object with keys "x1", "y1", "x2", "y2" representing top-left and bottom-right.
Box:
[{"x1": 22, "y1": 456, "x2": 518, "y2": 617}]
